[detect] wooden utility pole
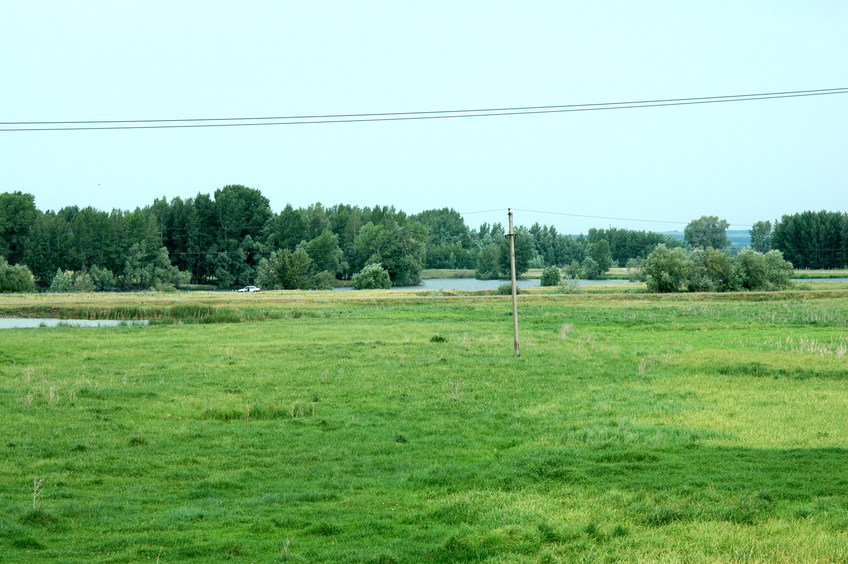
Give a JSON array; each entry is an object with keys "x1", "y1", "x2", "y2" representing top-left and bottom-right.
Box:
[{"x1": 508, "y1": 209, "x2": 520, "y2": 356}]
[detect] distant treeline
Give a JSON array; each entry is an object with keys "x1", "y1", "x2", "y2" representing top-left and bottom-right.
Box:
[{"x1": 0, "y1": 186, "x2": 845, "y2": 290}]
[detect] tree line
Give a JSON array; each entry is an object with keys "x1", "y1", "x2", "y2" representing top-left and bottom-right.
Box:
[{"x1": 0, "y1": 186, "x2": 845, "y2": 292}]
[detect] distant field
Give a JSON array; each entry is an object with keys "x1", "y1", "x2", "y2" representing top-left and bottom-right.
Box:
[{"x1": 1, "y1": 290, "x2": 847, "y2": 562}]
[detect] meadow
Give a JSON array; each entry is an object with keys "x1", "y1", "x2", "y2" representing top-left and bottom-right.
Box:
[{"x1": 1, "y1": 288, "x2": 847, "y2": 562}]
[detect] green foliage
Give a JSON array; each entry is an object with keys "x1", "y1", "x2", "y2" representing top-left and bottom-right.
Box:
[
  {"x1": 354, "y1": 220, "x2": 427, "y2": 286},
  {"x1": 48, "y1": 269, "x2": 75, "y2": 292},
  {"x1": 580, "y1": 256, "x2": 601, "y2": 280},
  {"x1": 643, "y1": 245, "x2": 794, "y2": 293},
  {"x1": 351, "y1": 262, "x2": 391, "y2": 289},
  {"x1": 735, "y1": 248, "x2": 768, "y2": 290},
  {"x1": 498, "y1": 227, "x2": 535, "y2": 277},
  {"x1": 763, "y1": 249, "x2": 794, "y2": 289},
  {"x1": 540, "y1": 265, "x2": 562, "y2": 286},
  {"x1": 588, "y1": 239, "x2": 614, "y2": 273},
  {"x1": 750, "y1": 220, "x2": 772, "y2": 252},
  {"x1": 256, "y1": 248, "x2": 313, "y2": 290},
  {"x1": 0, "y1": 256, "x2": 36, "y2": 293},
  {"x1": 0, "y1": 191, "x2": 38, "y2": 265},
  {"x1": 301, "y1": 230, "x2": 343, "y2": 276},
  {"x1": 688, "y1": 248, "x2": 736, "y2": 292},
  {"x1": 310, "y1": 270, "x2": 337, "y2": 290},
  {"x1": 86, "y1": 265, "x2": 118, "y2": 291},
  {"x1": 124, "y1": 242, "x2": 192, "y2": 290},
  {"x1": 495, "y1": 282, "x2": 520, "y2": 295},
  {"x1": 685, "y1": 215, "x2": 730, "y2": 249},
  {"x1": 588, "y1": 227, "x2": 682, "y2": 265},
  {"x1": 771, "y1": 210, "x2": 848, "y2": 269},
  {"x1": 643, "y1": 244, "x2": 690, "y2": 292},
  {"x1": 475, "y1": 244, "x2": 501, "y2": 279},
  {"x1": 414, "y1": 208, "x2": 475, "y2": 269}
]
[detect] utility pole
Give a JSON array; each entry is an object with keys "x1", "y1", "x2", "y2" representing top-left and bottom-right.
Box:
[{"x1": 508, "y1": 209, "x2": 520, "y2": 357}]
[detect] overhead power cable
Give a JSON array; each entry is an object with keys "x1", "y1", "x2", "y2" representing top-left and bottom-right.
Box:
[{"x1": 1, "y1": 87, "x2": 845, "y2": 132}]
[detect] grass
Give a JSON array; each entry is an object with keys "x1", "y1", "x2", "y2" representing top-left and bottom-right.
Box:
[{"x1": 0, "y1": 290, "x2": 847, "y2": 562}]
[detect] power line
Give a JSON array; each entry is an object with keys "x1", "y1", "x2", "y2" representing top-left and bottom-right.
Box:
[{"x1": 2, "y1": 88, "x2": 845, "y2": 132}]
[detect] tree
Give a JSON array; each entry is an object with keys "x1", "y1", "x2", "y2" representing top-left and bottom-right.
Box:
[
  {"x1": 498, "y1": 227, "x2": 535, "y2": 277},
  {"x1": 22, "y1": 211, "x2": 73, "y2": 286},
  {"x1": 301, "y1": 230, "x2": 343, "y2": 276},
  {"x1": 475, "y1": 243, "x2": 501, "y2": 279},
  {"x1": 540, "y1": 266, "x2": 561, "y2": 286},
  {"x1": 48, "y1": 269, "x2": 75, "y2": 292},
  {"x1": 0, "y1": 256, "x2": 36, "y2": 293},
  {"x1": 588, "y1": 227, "x2": 682, "y2": 265},
  {"x1": 734, "y1": 248, "x2": 768, "y2": 290},
  {"x1": 684, "y1": 216, "x2": 730, "y2": 249},
  {"x1": 750, "y1": 220, "x2": 772, "y2": 253},
  {"x1": 643, "y1": 245, "x2": 690, "y2": 292},
  {"x1": 256, "y1": 249, "x2": 313, "y2": 290},
  {"x1": 124, "y1": 241, "x2": 191, "y2": 290},
  {"x1": 687, "y1": 248, "x2": 737, "y2": 292},
  {"x1": 351, "y1": 263, "x2": 391, "y2": 290},
  {"x1": 0, "y1": 191, "x2": 38, "y2": 265},
  {"x1": 588, "y1": 239, "x2": 614, "y2": 276},
  {"x1": 763, "y1": 250, "x2": 793, "y2": 290},
  {"x1": 353, "y1": 220, "x2": 427, "y2": 286},
  {"x1": 771, "y1": 210, "x2": 847, "y2": 269},
  {"x1": 273, "y1": 204, "x2": 307, "y2": 250}
]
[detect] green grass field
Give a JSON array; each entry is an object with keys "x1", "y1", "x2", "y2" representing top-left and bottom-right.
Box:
[{"x1": 1, "y1": 290, "x2": 847, "y2": 562}]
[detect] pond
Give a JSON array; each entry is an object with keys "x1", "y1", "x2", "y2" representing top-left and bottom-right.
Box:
[
  {"x1": 334, "y1": 278, "x2": 631, "y2": 291},
  {"x1": 0, "y1": 318, "x2": 148, "y2": 329}
]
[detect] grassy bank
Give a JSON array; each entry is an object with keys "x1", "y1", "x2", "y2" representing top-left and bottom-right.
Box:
[
  {"x1": 1, "y1": 291, "x2": 847, "y2": 562},
  {"x1": 792, "y1": 269, "x2": 848, "y2": 279}
]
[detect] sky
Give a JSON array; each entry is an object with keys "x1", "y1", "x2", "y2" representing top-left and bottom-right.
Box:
[{"x1": 2, "y1": 1, "x2": 846, "y2": 234}]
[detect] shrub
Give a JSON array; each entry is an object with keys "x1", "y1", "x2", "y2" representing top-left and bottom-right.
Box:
[
  {"x1": 496, "y1": 283, "x2": 521, "y2": 295},
  {"x1": 763, "y1": 250, "x2": 793, "y2": 290},
  {"x1": 0, "y1": 257, "x2": 36, "y2": 293},
  {"x1": 643, "y1": 245, "x2": 690, "y2": 293},
  {"x1": 735, "y1": 248, "x2": 768, "y2": 290},
  {"x1": 87, "y1": 266, "x2": 118, "y2": 291},
  {"x1": 688, "y1": 248, "x2": 737, "y2": 292},
  {"x1": 540, "y1": 266, "x2": 562, "y2": 286},
  {"x1": 49, "y1": 269, "x2": 75, "y2": 293},
  {"x1": 72, "y1": 272, "x2": 96, "y2": 292},
  {"x1": 351, "y1": 263, "x2": 391, "y2": 290},
  {"x1": 310, "y1": 270, "x2": 337, "y2": 290},
  {"x1": 643, "y1": 246, "x2": 794, "y2": 293}
]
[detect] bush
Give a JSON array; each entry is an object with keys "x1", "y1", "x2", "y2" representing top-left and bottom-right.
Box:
[
  {"x1": 310, "y1": 270, "x2": 337, "y2": 290},
  {"x1": 0, "y1": 257, "x2": 36, "y2": 293},
  {"x1": 763, "y1": 250, "x2": 793, "y2": 290},
  {"x1": 643, "y1": 245, "x2": 690, "y2": 293},
  {"x1": 735, "y1": 248, "x2": 768, "y2": 290},
  {"x1": 540, "y1": 266, "x2": 562, "y2": 286},
  {"x1": 643, "y1": 246, "x2": 794, "y2": 293},
  {"x1": 495, "y1": 282, "x2": 521, "y2": 295},
  {"x1": 688, "y1": 248, "x2": 737, "y2": 292},
  {"x1": 72, "y1": 272, "x2": 96, "y2": 292},
  {"x1": 49, "y1": 269, "x2": 75, "y2": 293},
  {"x1": 87, "y1": 266, "x2": 118, "y2": 291},
  {"x1": 351, "y1": 263, "x2": 391, "y2": 290}
]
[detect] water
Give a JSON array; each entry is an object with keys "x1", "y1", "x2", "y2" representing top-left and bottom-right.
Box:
[
  {"x1": 334, "y1": 278, "x2": 631, "y2": 291},
  {"x1": 0, "y1": 318, "x2": 148, "y2": 329}
]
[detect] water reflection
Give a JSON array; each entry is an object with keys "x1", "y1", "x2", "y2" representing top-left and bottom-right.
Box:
[{"x1": 0, "y1": 318, "x2": 148, "y2": 329}]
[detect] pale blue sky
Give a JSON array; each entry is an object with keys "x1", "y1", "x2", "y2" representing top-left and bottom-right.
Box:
[{"x1": 2, "y1": 1, "x2": 846, "y2": 233}]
